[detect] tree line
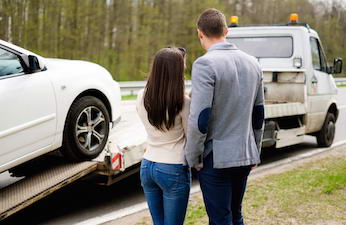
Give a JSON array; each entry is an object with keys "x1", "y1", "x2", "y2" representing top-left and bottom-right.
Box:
[{"x1": 0, "y1": 0, "x2": 345, "y2": 80}]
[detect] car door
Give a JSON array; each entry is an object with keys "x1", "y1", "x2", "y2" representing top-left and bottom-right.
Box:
[
  {"x1": 0, "y1": 46, "x2": 56, "y2": 170},
  {"x1": 307, "y1": 37, "x2": 337, "y2": 132}
]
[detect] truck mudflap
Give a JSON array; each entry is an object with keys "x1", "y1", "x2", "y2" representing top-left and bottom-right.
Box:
[
  {"x1": 0, "y1": 161, "x2": 97, "y2": 221},
  {"x1": 276, "y1": 126, "x2": 305, "y2": 148}
]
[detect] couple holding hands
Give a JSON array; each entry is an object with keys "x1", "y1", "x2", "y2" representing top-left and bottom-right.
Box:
[{"x1": 136, "y1": 8, "x2": 264, "y2": 225}]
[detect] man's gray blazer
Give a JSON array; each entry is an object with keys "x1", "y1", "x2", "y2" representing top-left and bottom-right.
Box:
[{"x1": 185, "y1": 42, "x2": 264, "y2": 169}]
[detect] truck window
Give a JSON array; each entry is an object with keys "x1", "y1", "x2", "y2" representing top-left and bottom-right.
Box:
[
  {"x1": 310, "y1": 37, "x2": 327, "y2": 72},
  {"x1": 227, "y1": 36, "x2": 293, "y2": 58}
]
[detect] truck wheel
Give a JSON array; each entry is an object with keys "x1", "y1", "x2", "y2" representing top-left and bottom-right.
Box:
[
  {"x1": 61, "y1": 96, "x2": 110, "y2": 161},
  {"x1": 316, "y1": 113, "x2": 335, "y2": 147}
]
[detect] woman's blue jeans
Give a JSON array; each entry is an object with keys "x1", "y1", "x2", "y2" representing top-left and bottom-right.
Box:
[{"x1": 140, "y1": 159, "x2": 191, "y2": 225}]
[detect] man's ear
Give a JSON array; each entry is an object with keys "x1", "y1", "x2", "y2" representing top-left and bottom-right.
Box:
[
  {"x1": 197, "y1": 29, "x2": 204, "y2": 39},
  {"x1": 223, "y1": 27, "x2": 229, "y2": 37}
]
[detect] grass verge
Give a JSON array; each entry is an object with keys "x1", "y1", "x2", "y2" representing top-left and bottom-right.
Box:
[{"x1": 122, "y1": 95, "x2": 137, "y2": 100}]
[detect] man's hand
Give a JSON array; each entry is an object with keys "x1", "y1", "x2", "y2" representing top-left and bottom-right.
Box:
[
  {"x1": 251, "y1": 164, "x2": 257, "y2": 170},
  {"x1": 195, "y1": 168, "x2": 202, "y2": 171}
]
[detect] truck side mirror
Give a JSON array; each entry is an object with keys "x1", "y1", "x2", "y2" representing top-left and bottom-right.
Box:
[{"x1": 333, "y1": 58, "x2": 343, "y2": 74}]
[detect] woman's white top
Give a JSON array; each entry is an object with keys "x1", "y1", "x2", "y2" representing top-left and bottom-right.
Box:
[{"x1": 136, "y1": 89, "x2": 190, "y2": 164}]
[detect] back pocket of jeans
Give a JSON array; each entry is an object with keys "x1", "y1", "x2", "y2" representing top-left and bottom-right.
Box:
[
  {"x1": 155, "y1": 165, "x2": 190, "y2": 191},
  {"x1": 155, "y1": 170, "x2": 179, "y2": 191}
]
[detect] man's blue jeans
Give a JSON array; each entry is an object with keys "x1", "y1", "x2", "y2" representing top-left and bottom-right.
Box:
[
  {"x1": 198, "y1": 152, "x2": 252, "y2": 225},
  {"x1": 140, "y1": 159, "x2": 191, "y2": 225}
]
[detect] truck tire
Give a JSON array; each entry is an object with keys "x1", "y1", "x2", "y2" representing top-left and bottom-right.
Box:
[
  {"x1": 61, "y1": 96, "x2": 110, "y2": 161},
  {"x1": 316, "y1": 113, "x2": 335, "y2": 147}
]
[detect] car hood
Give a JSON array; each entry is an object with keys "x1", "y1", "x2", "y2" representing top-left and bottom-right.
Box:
[
  {"x1": 45, "y1": 58, "x2": 102, "y2": 70},
  {"x1": 44, "y1": 58, "x2": 112, "y2": 78}
]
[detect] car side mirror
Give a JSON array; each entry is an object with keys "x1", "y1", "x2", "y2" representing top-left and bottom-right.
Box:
[
  {"x1": 19, "y1": 54, "x2": 45, "y2": 73},
  {"x1": 333, "y1": 58, "x2": 343, "y2": 74}
]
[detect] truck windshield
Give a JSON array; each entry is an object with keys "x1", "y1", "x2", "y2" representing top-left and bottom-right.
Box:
[{"x1": 227, "y1": 36, "x2": 293, "y2": 58}]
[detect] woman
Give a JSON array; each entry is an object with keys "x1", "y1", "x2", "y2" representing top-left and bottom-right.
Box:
[{"x1": 136, "y1": 47, "x2": 191, "y2": 225}]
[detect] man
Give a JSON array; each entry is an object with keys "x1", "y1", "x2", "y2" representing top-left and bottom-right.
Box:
[{"x1": 185, "y1": 8, "x2": 265, "y2": 225}]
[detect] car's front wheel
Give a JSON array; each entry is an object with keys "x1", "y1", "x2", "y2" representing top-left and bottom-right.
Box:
[{"x1": 61, "y1": 96, "x2": 110, "y2": 161}]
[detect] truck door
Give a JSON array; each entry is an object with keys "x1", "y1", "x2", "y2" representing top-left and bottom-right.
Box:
[{"x1": 307, "y1": 37, "x2": 335, "y2": 132}]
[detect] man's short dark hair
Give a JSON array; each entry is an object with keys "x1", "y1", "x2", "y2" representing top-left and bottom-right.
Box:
[{"x1": 197, "y1": 8, "x2": 227, "y2": 38}]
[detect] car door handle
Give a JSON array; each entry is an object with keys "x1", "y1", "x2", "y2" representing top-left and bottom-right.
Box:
[{"x1": 311, "y1": 75, "x2": 318, "y2": 84}]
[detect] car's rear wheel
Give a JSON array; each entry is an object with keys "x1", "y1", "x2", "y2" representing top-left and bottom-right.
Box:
[
  {"x1": 316, "y1": 112, "x2": 336, "y2": 147},
  {"x1": 61, "y1": 96, "x2": 110, "y2": 161}
]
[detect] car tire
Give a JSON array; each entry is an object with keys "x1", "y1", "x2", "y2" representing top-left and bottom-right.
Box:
[
  {"x1": 316, "y1": 112, "x2": 336, "y2": 147},
  {"x1": 61, "y1": 96, "x2": 110, "y2": 161}
]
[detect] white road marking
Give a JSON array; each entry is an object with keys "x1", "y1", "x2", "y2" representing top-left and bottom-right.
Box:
[
  {"x1": 74, "y1": 140, "x2": 346, "y2": 225},
  {"x1": 74, "y1": 202, "x2": 148, "y2": 225}
]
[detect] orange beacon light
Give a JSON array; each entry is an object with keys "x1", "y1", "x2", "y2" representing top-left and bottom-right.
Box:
[
  {"x1": 229, "y1": 16, "x2": 239, "y2": 27},
  {"x1": 289, "y1": 13, "x2": 299, "y2": 24}
]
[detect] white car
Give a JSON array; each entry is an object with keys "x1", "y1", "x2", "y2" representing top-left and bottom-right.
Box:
[{"x1": 0, "y1": 40, "x2": 121, "y2": 173}]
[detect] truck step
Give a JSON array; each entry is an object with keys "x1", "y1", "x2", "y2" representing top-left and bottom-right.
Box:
[{"x1": 265, "y1": 102, "x2": 305, "y2": 119}]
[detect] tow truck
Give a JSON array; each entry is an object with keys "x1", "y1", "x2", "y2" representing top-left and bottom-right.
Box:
[{"x1": 227, "y1": 13, "x2": 342, "y2": 148}]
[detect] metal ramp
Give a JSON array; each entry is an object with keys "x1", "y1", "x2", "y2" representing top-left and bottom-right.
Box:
[{"x1": 0, "y1": 161, "x2": 97, "y2": 220}]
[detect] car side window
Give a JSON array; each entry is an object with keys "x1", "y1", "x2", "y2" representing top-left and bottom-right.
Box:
[
  {"x1": 310, "y1": 37, "x2": 327, "y2": 73},
  {"x1": 0, "y1": 48, "x2": 24, "y2": 77}
]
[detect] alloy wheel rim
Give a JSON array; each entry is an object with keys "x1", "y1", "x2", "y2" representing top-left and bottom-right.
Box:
[{"x1": 75, "y1": 106, "x2": 106, "y2": 152}]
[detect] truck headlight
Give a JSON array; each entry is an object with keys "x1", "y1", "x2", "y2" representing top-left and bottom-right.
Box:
[{"x1": 293, "y1": 57, "x2": 302, "y2": 68}]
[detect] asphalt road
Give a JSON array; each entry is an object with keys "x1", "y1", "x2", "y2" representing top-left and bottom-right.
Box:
[{"x1": 1, "y1": 88, "x2": 346, "y2": 225}]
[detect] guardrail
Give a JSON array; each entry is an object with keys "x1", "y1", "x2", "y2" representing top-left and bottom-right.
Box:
[
  {"x1": 120, "y1": 80, "x2": 192, "y2": 96},
  {"x1": 335, "y1": 77, "x2": 346, "y2": 85},
  {"x1": 120, "y1": 78, "x2": 346, "y2": 96}
]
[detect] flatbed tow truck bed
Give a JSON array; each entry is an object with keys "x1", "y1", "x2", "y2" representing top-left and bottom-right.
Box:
[{"x1": 0, "y1": 101, "x2": 147, "y2": 221}]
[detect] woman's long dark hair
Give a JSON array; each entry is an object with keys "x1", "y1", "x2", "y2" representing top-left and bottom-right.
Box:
[{"x1": 144, "y1": 47, "x2": 185, "y2": 131}]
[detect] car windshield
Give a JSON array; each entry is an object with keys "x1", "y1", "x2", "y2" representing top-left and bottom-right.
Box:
[{"x1": 227, "y1": 36, "x2": 293, "y2": 58}]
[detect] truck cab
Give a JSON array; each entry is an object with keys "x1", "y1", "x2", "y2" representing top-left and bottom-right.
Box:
[{"x1": 226, "y1": 14, "x2": 343, "y2": 148}]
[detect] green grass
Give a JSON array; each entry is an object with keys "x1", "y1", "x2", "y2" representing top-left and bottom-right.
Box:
[
  {"x1": 185, "y1": 202, "x2": 208, "y2": 225},
  {"x1": 121, "y1": 94, "x2": 137, "y2": 100},
  {"x1": 184, "y1": 153, "x2": 346, "y2": 225},
  {"x1": 337, "y1": 84, "x2": 346, "y2": 87}
]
